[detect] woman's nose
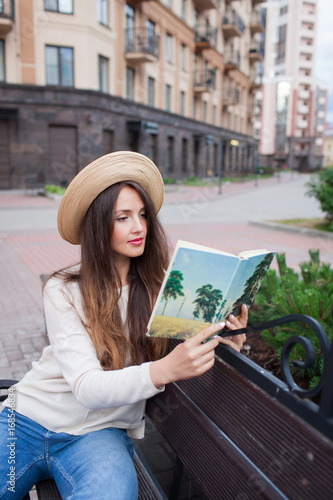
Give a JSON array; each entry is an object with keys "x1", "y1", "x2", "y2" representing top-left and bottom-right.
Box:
[{"x1": 132, "y1": 216, "x2": 143, "y2": 232}]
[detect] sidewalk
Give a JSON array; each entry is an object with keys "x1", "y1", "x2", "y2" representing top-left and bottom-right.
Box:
[{"x1": 0, "y1": 172, "x2": 332, "y2": 382}]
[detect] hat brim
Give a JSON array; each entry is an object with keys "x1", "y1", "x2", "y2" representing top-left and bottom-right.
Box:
[{"x1": 57, "y1": 151, "x2": 164, "y2": 245}]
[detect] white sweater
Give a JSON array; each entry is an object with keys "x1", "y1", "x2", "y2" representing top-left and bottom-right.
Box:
[{"x1": 2, "y1": 275, "x2": 164, "y2": 438}]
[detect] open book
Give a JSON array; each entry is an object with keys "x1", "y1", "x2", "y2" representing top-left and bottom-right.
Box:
[{"x1": 147, "y1": 240, "x2": 275, "y2": 340}]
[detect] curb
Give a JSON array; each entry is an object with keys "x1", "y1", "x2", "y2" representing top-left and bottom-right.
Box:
[{"x1": 249, "y1": 220, "x2": 333, "y2": 241}]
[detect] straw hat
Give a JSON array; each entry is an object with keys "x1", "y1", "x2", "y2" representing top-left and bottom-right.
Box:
[{"x1": 57, "y1": 151, "x2": 164, "y2": 245}]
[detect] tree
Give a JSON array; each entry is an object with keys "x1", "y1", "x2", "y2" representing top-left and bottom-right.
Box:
[
  {"x1": 192, "y1": 284, "x2": 223, "y2": 323},
  {"x1": 161, "y1": 270, "x2": 184, "y2": 315},
  {"x1": 231, "y1": 253, "x2": 275, "y2": 315},
  {"x1": 306, "y1": 168, "x2": 333, "y2": 220}
]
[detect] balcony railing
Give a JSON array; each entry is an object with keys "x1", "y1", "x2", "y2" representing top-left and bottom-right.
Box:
[
  {"x1": 249, "y1": 68, "x2": 263, "y2": 88},
  {"x1": 248, "y1": 44, "x2": 264, "y2": 63},
  {"x1": 248, "y1": 102, "x2": 261, "y2": 116},
  {"x1": 124, "y1": 28, "x2": 159, "y2": 63},
  {"x1": 249, "y1": 10, "x2": 265, "y2": 35},
  {"x1": 222, "y1": 11, "x2": 245, "y2": 38},
  {"x1": 194, "y1": 70, "x2": 216, "y2": 93},
  {"x1": 222, "y1": 88, "x2": 239, "y2": 106},
  {"x1": 194, "y1": 24, "x2": 217, "y2": 50},
  {"x1": 0, "y1": 0, "x2": 14, "y2": 35},
  {"x1": 224, "y1": 51, "x2": 241, "y2": 71}
]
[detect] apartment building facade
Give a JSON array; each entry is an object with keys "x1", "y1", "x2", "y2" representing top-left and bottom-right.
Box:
[
  {"x1": 0, "y1": 0, "x2": 265, "y2": 189},
  {"x1": 260, "y1": 0, "x2": 327, "y2": 171}
]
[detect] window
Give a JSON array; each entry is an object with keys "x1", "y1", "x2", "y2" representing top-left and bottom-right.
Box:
[
  {"x1": 180, "y1": 91, "x2": 185, "y2": 115},
  {"x1": 165, "y1": 84, "x2": 171, "y2": 112},
  {"x1": 99, "y1": 55, "x2": 109, "y2": 93},
  {"x1": 181, "y1": 0, "x2": 186, "y2": 21},
  {"x1": 182, "y1": 138, "x2": 188, "y2": 173},
  {"x1": 45, "y1": 0, "x2": 73, "y2": 14},
  {"x1": 193, "y1": 96, "x2": 197, "y2": 119},
  {"x1": 166, "y1": 136, "x2": 174, "y2": 174},
  {"x1": 148, "y1": 77, "x2": 155, "y2": 107},
  {"x1": 203, "y1": 101, "x2": 207, "y2": 122},
  {"x1": 46, "y1": 45, "x2": 74, "y2": 86},
  {"x1": 97, "y1": 0, "x2": 108, "y2": 26},
  {"x1": 147, "y1": 20, "x2": 156, "y2": 54},
  {"x1": 0, "y1": 40, "x2": 4, "y2": 82},
  {"x1": 212, "y1": 105, "x2": 216, "y2": 125},
  {"x1": 148, "y1": 134, "x2": 158, "y2": 164},
  {"x1": 126, "y1": 67, "x2": 135, "y2": 100},
  {"x1": 180, "y1": 43, "x2": 186, "y2": 71},
  {"x1": 166, "y1": 33, "x2": 172, "y2": 63},
  {"x1": 275, "y1": 24, "x2": 287, "y2": 65}
]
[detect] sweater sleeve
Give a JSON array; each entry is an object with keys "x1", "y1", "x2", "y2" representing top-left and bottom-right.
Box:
[{"x1": 43, "y1": 279, "x2": 164, "y2": 410}]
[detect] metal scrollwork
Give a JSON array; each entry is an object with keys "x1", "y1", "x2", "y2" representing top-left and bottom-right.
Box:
[{"x1": 224, "y1": 314, "x2": 331, "y2": 400}]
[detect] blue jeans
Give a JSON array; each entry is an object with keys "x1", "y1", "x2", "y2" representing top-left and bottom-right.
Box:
[{"x1": 0, "y1": 408, "x2": 138, "y2": 499}]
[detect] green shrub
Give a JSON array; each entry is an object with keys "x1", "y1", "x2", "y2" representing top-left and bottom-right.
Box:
[
  {"x1": 163, "y1": 177, "x2": 177, "y2": 185},
  {"x1": 250, "y1": 250, "x2": 333, "y2": 388},
  {"x1": 44, "y1": 184, "x2": 66, "y2": 195},
  {"x1": 184, "y1": 176, "x2": 207, "y2": 186},
  {"x1": 306, "y1": 168, "x2": 333, "y2": 220}
]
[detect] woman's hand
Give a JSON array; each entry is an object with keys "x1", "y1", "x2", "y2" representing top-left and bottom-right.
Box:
[
  {"x1": 219, "y1": 304, "x2": 248, "y2": 352},
  {"x1": 149, "y1": 304, "x2": 248, "y2": 388},
  {"x1": 150, "y1": 322, "x2": 223, "y2": 388}
]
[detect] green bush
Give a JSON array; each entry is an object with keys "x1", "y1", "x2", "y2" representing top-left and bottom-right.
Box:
[
  {"x1": 44, "y1": 184, "x2": 66, "y2": 195},
  {"x1": 184, "y1": 176, "x2": 207, "y2": 186},
  {"x1": 306, "y1": 168, "x2": 333, "y2": 220},
  {"x1": 163, "y1": 177, "x2": 177, "y2": 185},
  {"x1": 250, "y1": 250, "x2": 333, "y2": 388}
]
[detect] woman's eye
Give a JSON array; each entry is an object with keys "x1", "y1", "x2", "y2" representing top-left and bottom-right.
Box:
[
  {"x1": 140, "y1": 212, "x2": 147, "y2": 219},
  {"x1": 117, "y1": 217, "x2": 127, "y2": 222}
]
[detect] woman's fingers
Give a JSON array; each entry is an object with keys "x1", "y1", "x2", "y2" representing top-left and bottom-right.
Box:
[{"x1": 221, "y1": 304, "x2": 248, "y2": 351}]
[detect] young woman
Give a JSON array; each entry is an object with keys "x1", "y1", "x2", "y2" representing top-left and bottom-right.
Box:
[{"x1": 0, "y1": 152, "x2": 247, "y2": 499}]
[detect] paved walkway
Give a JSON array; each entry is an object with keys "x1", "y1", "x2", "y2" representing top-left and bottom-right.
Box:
[{"x1": 0, "y1": 172, "x2": 332, "y2": 382}]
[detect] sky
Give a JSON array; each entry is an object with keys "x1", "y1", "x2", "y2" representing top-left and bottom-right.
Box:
[
  {"x1": 154, "y1": 248, "x2": 269, "y2": 321},
  {"x1": 315, "y1": 0, "x2": 333, "y2": 123}
]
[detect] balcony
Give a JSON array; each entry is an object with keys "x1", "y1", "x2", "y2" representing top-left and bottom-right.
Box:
[
  {"x1": 248, "y1": 103, "x2": 261, "y2": 116},
  {"x1": 224, "y1": 51, "x2": 241, "y2": 71},
  {"x1": 0, "y1": 0, "x2": 14, "y2": 36},
  {"x1": 194, "y1": 24, "x2": 217, "y2": 51},
  {"x1": 248, "y1": 44, "x2": 264, "y2": 63},
  {"x1": 222, "y1": 89, "x2": 239, "y2": 106},
  {"x1": 249, "y1": 10, "x2": 265, "y2": 35},
  {"x1": 297, "y1": 104, "x2": 310, "y2": 114},
  {"x1": 252, "y1": 0, "x2": 266, "y2": 5},
  {"x1": 299, "y1": 60, "x2": 313, "y2": 72},
  {"x1": 297, "y1": 118, "x2": 309, "y2": 129},
  {"x1": 124, "y1": 28, "x2": 159, "y2": 63},
  {"x1": 193, "y1": 0, "x2": 220, "y2": 10},
  {"x1": 194, "y1": 70, "x2": 216, "y2": 93},
  {"x1": 222, "y1": 11, "x2": 245, "y2": 39},
  {"x1": 249, "y1": 68, "x2": 263, "y2": 88}
]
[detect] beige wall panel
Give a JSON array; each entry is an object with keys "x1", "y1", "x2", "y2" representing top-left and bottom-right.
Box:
[{"x1": 33, "y1": 0, "x2": 116, "y2": 90}]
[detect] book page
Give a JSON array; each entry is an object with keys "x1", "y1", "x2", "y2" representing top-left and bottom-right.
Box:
[{"x1": 238, "y1": 249, "x2": 269, "y2": 259}]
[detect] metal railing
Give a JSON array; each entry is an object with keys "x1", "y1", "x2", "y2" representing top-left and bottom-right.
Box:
[
  {"x1": 194, "y1": 70, "x2": 216, "y2": 90},
  {"x1": 0, "y1": 0, "x2": 14, "y2": 19},
  {"x1": 216, "y1": 313, "x2": 333, "y2": 438},
  {"x1": 222, "y1": 10, "x2": 245, "y2": 33},
  {"x1": 124, "y1": 27, "x2": 160, "y2": 58},
  {"x1": 194, "y1": 24, "x2": 218, "y2": 48},
  {"x1": 224, "y1": 50, "x2": 241, "y2": 68}
]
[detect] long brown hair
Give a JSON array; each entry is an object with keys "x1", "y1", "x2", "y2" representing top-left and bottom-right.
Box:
[{"x1": 53, "y1": 181, "x2": 170, "y2": 370}]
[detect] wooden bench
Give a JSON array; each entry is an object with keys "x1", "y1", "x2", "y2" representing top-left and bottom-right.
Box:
[{"x1": 1, "y1": 313, "x2": 333, "y2": 499}]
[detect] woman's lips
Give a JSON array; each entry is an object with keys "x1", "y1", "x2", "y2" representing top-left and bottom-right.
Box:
[{"x1": 129, "y1": 238, "x2": 143, "y2": 246}]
